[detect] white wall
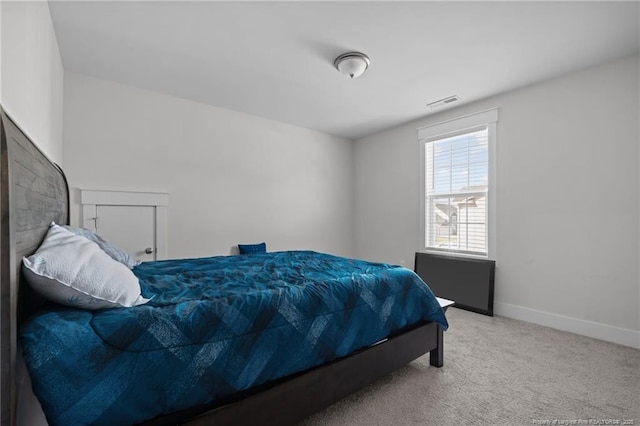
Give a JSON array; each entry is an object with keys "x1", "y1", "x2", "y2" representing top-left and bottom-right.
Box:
[
  {"x1": 0, "y1": 2, "x2": 3, "y2": 102},
  {"x1": 63, "y1": 72, "x2": 354, "y2": 260},
  {"x1": 0, "y1": 1, "x2": 64, "y2": 163},
  {"x1": 354, "y1": 55, "x2": 640, "y2": 348}
]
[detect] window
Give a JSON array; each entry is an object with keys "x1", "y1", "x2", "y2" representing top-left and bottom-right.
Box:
[{"x1": 418, "y1": 109, "x2": 498, "y2": 257}]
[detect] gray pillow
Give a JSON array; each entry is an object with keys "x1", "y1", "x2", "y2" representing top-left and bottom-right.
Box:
[
  {"x1": 23, "y1": 224, "x2": 149, "y2": 309},
  {"x1": 61, "y1": 224, "x2": 139, "y2": 269}
]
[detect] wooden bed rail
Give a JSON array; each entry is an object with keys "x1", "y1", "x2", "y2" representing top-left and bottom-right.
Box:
[{"x1": 143, "y1": 321, "x2": 444, "y2": 426}]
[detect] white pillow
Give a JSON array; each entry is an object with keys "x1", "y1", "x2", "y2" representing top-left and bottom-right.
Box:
[{"x1": 22, "y1": 224, "x2": 150, "y2": 310}]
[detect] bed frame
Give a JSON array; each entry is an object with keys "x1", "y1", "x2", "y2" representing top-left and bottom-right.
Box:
[{"x1": 0, "y1": 106, "x2": 447, "y2": 426}]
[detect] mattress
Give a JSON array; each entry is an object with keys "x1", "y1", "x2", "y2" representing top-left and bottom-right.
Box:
[{"x1": 20, "y1": 251, "x2": 448, "y2": 425}]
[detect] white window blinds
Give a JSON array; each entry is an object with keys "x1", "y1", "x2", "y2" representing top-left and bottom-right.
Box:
[{"x1": 424, "y1": 127, "x2": 488, "y2": 255}]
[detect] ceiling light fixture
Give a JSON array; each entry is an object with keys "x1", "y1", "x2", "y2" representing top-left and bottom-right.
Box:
[{"x1": 334, "y1": 52, "x2": 370, "y2": 79}]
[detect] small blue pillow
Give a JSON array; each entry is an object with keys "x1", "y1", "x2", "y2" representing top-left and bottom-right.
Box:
[{"x1": 238, "y1": 242, "x2": 267, "y2": 255}]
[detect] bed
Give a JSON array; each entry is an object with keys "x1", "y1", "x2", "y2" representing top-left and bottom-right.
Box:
[{"x1": 0, "y1": 106, "x2": 450, "y2": 426}]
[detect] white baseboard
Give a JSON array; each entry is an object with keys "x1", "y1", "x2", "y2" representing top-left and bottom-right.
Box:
[{"x1": 494, "y1": 302, "x2": 640, "y2": 350}]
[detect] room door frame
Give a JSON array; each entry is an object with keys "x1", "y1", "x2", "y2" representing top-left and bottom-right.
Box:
[{"x1": 80, "y1": 189, "x2": 169, "y2": 260}]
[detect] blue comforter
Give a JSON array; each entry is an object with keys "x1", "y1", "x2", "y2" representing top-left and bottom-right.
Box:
[{"x1": 20, "y1": 251, "x2": 447, "y2": 425}]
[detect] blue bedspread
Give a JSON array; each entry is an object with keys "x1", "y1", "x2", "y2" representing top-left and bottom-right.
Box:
[{"x1": 20, "y1": 251, "x2": 447, "y2": 425}]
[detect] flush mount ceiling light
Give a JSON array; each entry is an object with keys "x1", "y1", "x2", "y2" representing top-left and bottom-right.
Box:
[{"x1": 334, "y1": 52, "x2": 370, "y2": 79}]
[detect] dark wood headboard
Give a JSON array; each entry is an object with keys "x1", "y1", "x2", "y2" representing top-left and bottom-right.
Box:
[{"x1": 0, "y1": 106, "x2": 69, "y2": 426}]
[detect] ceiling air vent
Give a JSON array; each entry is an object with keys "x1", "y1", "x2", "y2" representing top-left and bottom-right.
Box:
[{"x1": 427, "y1": 95, "x2": 460, "y2": 109}]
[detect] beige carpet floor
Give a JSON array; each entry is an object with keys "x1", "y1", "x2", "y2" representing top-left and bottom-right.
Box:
[{"x1": 300, "y1": 308, "x2": 640, "y2": 425}]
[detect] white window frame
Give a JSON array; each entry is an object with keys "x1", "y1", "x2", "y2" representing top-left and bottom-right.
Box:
[{"x1": 418, "y1": 108, "x2": 498, "y2": 259}]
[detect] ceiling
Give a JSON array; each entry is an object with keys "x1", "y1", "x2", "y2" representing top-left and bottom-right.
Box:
[{"x1": 48, "y1": 1, "x2": 639, "y2": 140}]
